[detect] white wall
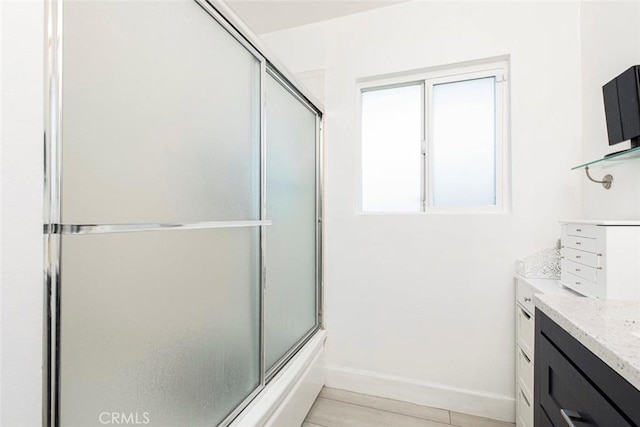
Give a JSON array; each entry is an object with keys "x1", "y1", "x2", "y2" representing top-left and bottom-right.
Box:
[
  {"x1": 0, "y1": 1, "x2": 44, "y2": 425},
  {"x1": 262, "y1": 2, "x2": 584, "y2": 421},
  {"x1": 580, "y1": 1, "x2": 640, "y2": 220}
]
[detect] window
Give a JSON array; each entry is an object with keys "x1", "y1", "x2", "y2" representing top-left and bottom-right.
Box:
[{"x1": 360, "y1": 59, "x2": 509, "y2": 213}]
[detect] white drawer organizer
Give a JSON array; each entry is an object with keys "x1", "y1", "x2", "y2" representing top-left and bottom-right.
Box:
[
  {"x1": 560, "y1": 221, "x2": 640, "y2": 299},
  {"x1": 514, "y1": 276, "x2": 576, "y2": 427}
]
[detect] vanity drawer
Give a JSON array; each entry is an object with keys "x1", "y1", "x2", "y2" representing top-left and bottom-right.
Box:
[
  {"x1": 565, "y1": 223, "x2": 599, "y2": 239},
  {"x1": 562, "y1": 247, "x2": 599, "y2": 267},
  {"x1": 516, "y1": 385, "x2": 533, "y2": 427},
  {"x1": 563, "y1": 235, "x2": 597, "y2": 253},
  {"x1": 516, "y1": 281, "x2": 535, "y2": 314},
  {"x1": 517, "y1": 305, "x2": 534, "y2": 357},
  {"x1": 517, "y1": 346, "x2": 534, "y2": 398},
  {"x1": 537, "y1": 330, "x2": 633, "y2": 427},
  {"x1": 561, "y1": 259, "x2": 598, "y2": 282}
]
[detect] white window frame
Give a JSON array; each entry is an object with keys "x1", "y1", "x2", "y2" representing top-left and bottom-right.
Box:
[{"x1": 358, "y1": 58, "x2": 510, "y2": 214}]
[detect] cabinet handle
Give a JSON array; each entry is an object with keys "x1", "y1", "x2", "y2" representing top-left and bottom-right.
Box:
[
  {"x1": 560, "y1": 409, "x2": 583, "y2": 427},
  {"x1": 575, "y1": 255, "x2": 581, "y2": 259},
  {"x1": 576, "y1": 228, "x2": 582, "y2": 232},
  {"x1": 524, "y1": 297, "x2": 532, "y2": 303},
  {"x1": 575, "y1": 268, "x2": 580, "y2": 272},
  {"x1": 575, "y1": 281, "x2": 581, "y2": 285},
  {"x1": 575, "y1": 241, "x2": 581, "y2": 246},
  {"x1": 520, "y1": 348, "x2": 531, "y2": 363},
  {"x1": 520, "y1": 307, "x2": 531, "y2": 320}
]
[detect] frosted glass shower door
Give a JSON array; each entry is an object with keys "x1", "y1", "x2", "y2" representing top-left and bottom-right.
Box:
[
  {"x1": 264, "y1": 73, "x2": 319, "y2": 372},
  {"x1": 59, "y1": 229, "x2": 260, "y2": 427},
  {"x1": 55, "y1": 1, "x2": 264, "y2": 426},
  {"x1": 61, "y1": 0, "x2": 261, "y2": 224}
]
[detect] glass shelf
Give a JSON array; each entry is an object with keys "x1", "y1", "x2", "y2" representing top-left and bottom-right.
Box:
[{"x1": 572, "y1": 145, "x2": 640, "y2": 170}]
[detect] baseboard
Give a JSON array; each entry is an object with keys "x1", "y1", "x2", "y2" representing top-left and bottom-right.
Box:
[
  {"x1": 325, "y1": 364, "x2": 515, "y2": 423},
  {"x1": 232, "y1": 330, "x2": 326, "y2": 427}
]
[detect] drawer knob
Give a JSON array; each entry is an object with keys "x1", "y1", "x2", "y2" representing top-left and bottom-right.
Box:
[
  {"x1": 575, "y1": 268, "x2": 580, "y2": 272},
  {"x1": 575, "y1": 241, "x2": 581, "y2": 245},
  {"x1": 576, "y1": 255, "x2": 581, "y2": 259},
  {"x1": 576, "y1": 228, "x2": 582, "y2": 232},
  {"x1": 560, "y1": 409, "x2": 583, "y2": 427},
  {"x1": 524, "y1": 297, "x2": 532, "y2": 302},
  {"x1": 575, "y1": 281, "x2": 581, "y2": 285}
]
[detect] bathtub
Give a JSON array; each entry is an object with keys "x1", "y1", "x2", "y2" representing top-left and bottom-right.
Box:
[{"x1": 231, "y1": 330, "x2": 326, "y2": 427}]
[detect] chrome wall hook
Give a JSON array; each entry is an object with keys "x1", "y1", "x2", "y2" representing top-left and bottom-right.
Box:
[{"x1": 585, "y1": 166, "x2": 613, "y2": 189}]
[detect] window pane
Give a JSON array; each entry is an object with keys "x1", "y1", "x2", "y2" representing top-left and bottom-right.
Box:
[
  {"x1": 362, "y1": 85, "x2": 422, "y2": 212},
  {"x1": 432, "y1": 77, "x2": 496, "y2": 206}
]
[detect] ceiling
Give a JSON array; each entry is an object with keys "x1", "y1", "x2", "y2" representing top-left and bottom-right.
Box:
[{"x1": 225, "y1": 0, "x2": 406, "y2": 34}]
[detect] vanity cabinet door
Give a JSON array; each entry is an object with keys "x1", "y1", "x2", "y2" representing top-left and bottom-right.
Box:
[
  {"x1": 535, "y1": 311, "x2": 640, "y2": 427},
  {"x1": 516, "y1": 386, "x2": 534, "y2": 427},
  {"x1": 537, "y1": 335, "x2": 631, "y2": 427}
]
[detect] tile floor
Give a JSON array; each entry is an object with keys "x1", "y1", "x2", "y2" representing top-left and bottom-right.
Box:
[{"x1": 303, "y1": 387, "x2": 515, "y2": 427}]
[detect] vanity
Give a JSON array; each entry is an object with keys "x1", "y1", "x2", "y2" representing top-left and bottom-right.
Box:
[
  {"x1": 534, "y1": 295, "x2": 640, "y2": 426},
  {"x1": 515, "y1": 277, "x2": 577, "y2": 427},
  {"x1": 515, "y1": 220, "x2": 640, "y2": 426}
]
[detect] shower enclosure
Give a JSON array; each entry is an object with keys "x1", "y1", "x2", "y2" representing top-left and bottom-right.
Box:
[{"x1": 43, "y1": 0, "x2": 323, "y2": 425}]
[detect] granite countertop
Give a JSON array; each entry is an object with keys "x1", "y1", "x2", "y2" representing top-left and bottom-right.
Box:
[{"x1": 535, "y1": 294, "x2": 640, "y2": 391}]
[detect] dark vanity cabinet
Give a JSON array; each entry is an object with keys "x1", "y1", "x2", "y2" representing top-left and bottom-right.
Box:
[{"x1": 534, "y1": 310, "x2": 640, "y2": 426}]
